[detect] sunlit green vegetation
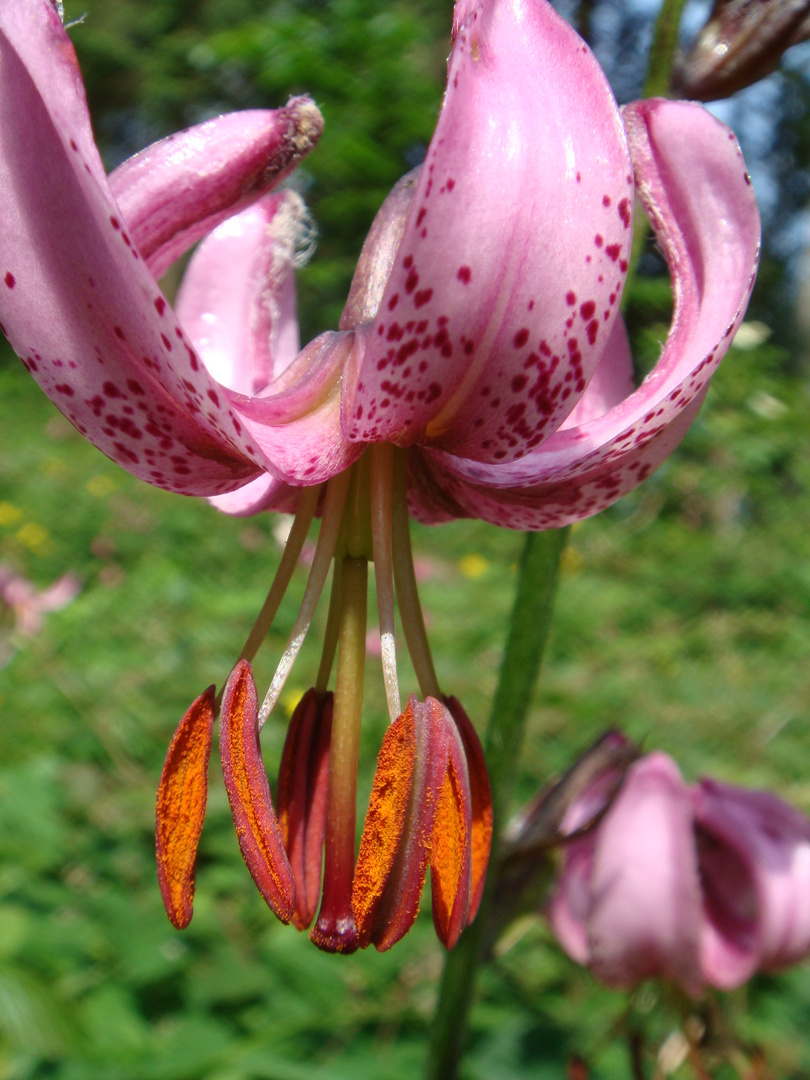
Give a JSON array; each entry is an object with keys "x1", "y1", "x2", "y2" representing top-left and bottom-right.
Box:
[{"x1": 1, "y1": 0, "x2": 810, "y2": 1075}]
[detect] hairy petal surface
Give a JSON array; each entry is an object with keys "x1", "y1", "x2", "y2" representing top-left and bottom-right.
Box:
[
  {"x1": 345, "y1": 0, "x2": 632, "y2": 460},
  {"x1": 695, "y1": 779, "x2": 810, "y2": 987},
  {"x1": 0, "y1": 1, "x2": 268, "y2": 494},
  {"x1": 110, "y1": 99, "x2": 322, "y2": 280},
  {"x1": 422, "y1": 99, "x2": 760, "y2": 528}
]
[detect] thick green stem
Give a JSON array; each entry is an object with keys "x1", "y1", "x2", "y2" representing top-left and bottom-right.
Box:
[
  {"x1": 643, "y1": 0, "x2": 688, "y2": 98},
  {"x1": 425, "y1": 527, "x2": 570, "y2": 1080},
  {"x1": 626, "y1": 0, "x2": 689, "y2": 290}
]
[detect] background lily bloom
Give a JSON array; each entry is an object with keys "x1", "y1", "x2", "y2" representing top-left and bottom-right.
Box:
[
  {"x1": 0, "y1": 0, "x2": 759, "y2": 953},
  {"x1": 548, "y1": 752, "x2": 810, "y2": 994}
]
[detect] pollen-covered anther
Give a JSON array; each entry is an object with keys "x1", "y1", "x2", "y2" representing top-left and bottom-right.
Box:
[
  {"x1": 276, "y1": 688, "x2": 333, "y2": 930},
  {"x1": 352, "y1": 691, "x2": 486, "y2": 954},
  {"x1": 430, "y1": 721, "x2": 472, "y2": 948},
  {"x1": 155, "y1": 686, "x2": 215, "y2": 929},
  {"x1": 443, "y1": 695, "x2": 493, "y2": 924},
  {"x1": 219, "y1": 659, "x2": 296, "y2": 922}
]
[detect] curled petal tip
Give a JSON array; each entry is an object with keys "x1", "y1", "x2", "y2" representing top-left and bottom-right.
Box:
[
  {"x1": 155, "y1": 686, "x2": 216, "y2": 929},
  {"x1": 220, "y1": 660, "x2": 296, "y2": 923},
  {"x1": 283, "y1": 95, "x2": 324, "y2": 161}
]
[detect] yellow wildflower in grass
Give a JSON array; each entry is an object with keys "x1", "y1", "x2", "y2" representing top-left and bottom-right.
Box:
[
  {"x1": 458, "y1": 554, "x2": 489, "y2": 581},
  {"x1": 0, "y1": 502, "x2": 23, "y2": 527}
]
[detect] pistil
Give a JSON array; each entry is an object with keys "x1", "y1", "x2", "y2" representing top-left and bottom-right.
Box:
[{"x1": 310, "y1": 552, "x2": 368, "y2": 952}]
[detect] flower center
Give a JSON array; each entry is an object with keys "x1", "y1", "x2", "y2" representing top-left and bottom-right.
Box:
[{"x1": 232, "y1": 444, "x2": 444, "y2": 950}]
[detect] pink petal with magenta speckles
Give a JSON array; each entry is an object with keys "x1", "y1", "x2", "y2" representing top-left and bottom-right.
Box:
[
  {"x1": 345, "y1": 0, "x2": 632, "y2": 463},
  {"x1": 0, "y1": 2, "x2": 263, "y2": 495},
  {"x1": 226, "y1": 330, "x2": 366, "y2": 485},
  {"x1": 175, "y1": 192, "x2": 302, "y2": 397},
  {"x1": 419, "y1": 99, "x2": 760, "y2": 528},
  {"x1": 109, "y1": 99, "x2": 322, "y2": 280}
]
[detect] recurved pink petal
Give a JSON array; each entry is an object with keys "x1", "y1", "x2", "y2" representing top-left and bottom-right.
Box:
[
  {"x1": 0, "y1": 2, "x2": 265, "y2": 496},
  {"x1": 228, "y1": 331, "x2": 366, "y2": 484},
  {"x1": 109, "y1": 99, "x2": 323, "y2": 280},
  {"x1": 559, "y1": 316, "x2": 635, "y2": 430},
  {"x1": 420, "y1": 99, "x2": 760, "y2": 528},
  {"x1": 175, "y1": 192, "x2": 302, "y2": 397},
  {"x1": 586, "y1": 753, "x2": 703, "y2": 995},
  {"x1": 345, "y1": 0, "x2": 632, "y2": 462},
  {"x1": 219, "y1": 660, "x2": 296, "y2": 922},
  {"x1": 694, "y1": 779, "x2": 810, "y2": 988}
]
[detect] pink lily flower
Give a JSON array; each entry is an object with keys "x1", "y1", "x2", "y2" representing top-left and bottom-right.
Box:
[
  {"x1": 1, "y1": 0, "x2": 759, "y2": 952},
  {"x1": 548, "y1": 753, "x2": 810, "y2": 994}
]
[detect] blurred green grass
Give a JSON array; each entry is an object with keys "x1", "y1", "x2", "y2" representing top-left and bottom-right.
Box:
[{"x1": 2, "y1": 312, "x2": 810, "y2": 1078}]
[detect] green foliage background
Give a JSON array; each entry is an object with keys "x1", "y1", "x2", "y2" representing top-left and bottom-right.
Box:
[{"x1": 1, "y1": 0, "x2": 810, "y2": 1077}]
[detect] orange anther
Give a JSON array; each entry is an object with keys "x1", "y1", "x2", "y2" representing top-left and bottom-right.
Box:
[
  {"x1": 352, "y1": 704, "x2": 416, "y2": 946},
  {"x1": 155, "y1": 686, "x2": 215, "y2": 929},
  {"x1": 220, "y1": 660, "x2": 296, "y2": 923}
]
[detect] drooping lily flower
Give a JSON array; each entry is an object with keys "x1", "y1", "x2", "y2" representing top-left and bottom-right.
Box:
[
  {"x1": 547, "y1": 752, "x2": 810, "y2": 993},
  {"x1": 1, "y1": 0, "x2": 759, "y2": 952}
]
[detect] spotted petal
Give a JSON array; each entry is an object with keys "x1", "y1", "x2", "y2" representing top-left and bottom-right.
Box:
[
  {"x1": 0, "y1": 1, "x2": 322, "y2": 496},
  {"x1": 345, "y1": 0, "x2": 633, "y2": 463},
  {"x1": 110, "y1": 99, "x2": 322, "y2": 280},
  {"x1": 420, "y1": 98, "x2": 760, "y2": 528},
  {"x1": 176, "y1": 195, "x2": 363, "y2": 486}
]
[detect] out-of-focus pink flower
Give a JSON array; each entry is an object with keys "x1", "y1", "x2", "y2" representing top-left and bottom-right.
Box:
[
  {"x1": 0, "y1": 563, "x2": 81, "y2": 637},
  {"x1": 548, "y1": 752, "x2": 810, "y2": 994}
]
